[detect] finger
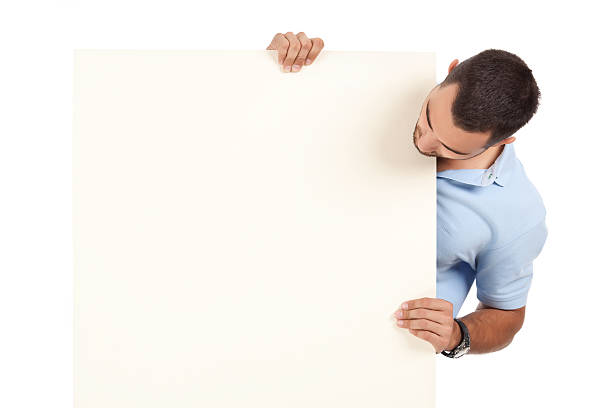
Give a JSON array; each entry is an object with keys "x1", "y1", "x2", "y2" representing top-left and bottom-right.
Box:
[
  {"x1": 266, "y1": 33, "x2": 283, "y2": 50},
  {"x1": 305, "y1": 37, "x2": 324, "y2": 65},
  {"x1": 265, "y1": 33, "x2": 290, "y2": 65},
  {"x1": 268, "y1": 33, "x2": 291, "y2": 66},
  {"x1": 397, "y1": 317, "x2": 444, "y2": 335},
  {"x1": 400, "y1": 297, "x2": 452, "y2": 312},
  {"x1": 291, "y1": 32, "x2": 312, "y2": 72},
  {"x1": 408, "y1": 318, "x2": 445, "y2": 336},
  {"x1": 282, "y1": 32, "x2": 301, "y2": 72},
  {"x1": 394, "y1": 308, "x2": 449, "y2": 325}
]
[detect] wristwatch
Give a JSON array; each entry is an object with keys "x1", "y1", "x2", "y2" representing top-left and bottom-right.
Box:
[{"x1": 441, "y1": 318, "x2": 470, "y2": 358}]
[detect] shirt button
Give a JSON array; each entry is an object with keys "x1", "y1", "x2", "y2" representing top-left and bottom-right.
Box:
[{"x1": 482, "y1": 170, "x2": 495, "y2": 186}]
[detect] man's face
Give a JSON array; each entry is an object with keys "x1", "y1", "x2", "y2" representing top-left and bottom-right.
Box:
[{"x1": 412, "y1": 83, "x2": 492, "y2": 160}]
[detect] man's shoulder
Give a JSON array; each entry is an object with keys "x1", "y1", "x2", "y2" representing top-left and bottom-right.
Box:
[
  {"x1": 507, "y1": 157, "x2": 547, "y2": 216},
  {"x1": 487, "y1": 162, "x2": 547, "y2": 250}
]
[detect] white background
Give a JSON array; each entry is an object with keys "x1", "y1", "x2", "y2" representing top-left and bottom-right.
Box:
[{"x1": 0, "y1": 1, "x2": 609, "y2": 407}]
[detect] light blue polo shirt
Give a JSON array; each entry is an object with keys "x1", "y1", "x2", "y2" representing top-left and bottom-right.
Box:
[{"x1": 436, "y1": 143, "x2": 548, "y2": 318}]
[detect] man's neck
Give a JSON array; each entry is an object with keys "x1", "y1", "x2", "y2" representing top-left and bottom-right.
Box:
[{"x1": 436, "y1": 144, "x2": 505, "y2": 172}]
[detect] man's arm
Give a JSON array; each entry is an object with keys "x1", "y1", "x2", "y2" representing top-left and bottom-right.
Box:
[
  {"x1": 450, "y1": 302, "x2": 525, "y2": 354},
  {"x1": 394, "y1": 298, "x2": 525, "y2": 355},
  {"x1": 438, "y1": 221, "x2": 547, "y2": 354}
]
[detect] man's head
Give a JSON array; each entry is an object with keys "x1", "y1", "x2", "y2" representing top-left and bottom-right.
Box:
[{"x1": 413, "y1": 49, "x2": 541, "y2": 159}]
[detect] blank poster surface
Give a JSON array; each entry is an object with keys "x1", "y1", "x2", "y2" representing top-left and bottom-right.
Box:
[{"x1": 73, "y1": 50, "x2": 437, "y2": 408}]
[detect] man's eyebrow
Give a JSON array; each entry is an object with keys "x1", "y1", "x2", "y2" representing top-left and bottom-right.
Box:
[{"x1": 426, "y1": 99, "x2": 471, "y2": 156}]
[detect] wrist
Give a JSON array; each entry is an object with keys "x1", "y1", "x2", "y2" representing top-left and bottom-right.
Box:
[
  {"x1": 441, "y1": 318, "x2": 471, "y2": 358},
  {"x1": 445, "y1": 320, "x2": 462, "y2": 351}
]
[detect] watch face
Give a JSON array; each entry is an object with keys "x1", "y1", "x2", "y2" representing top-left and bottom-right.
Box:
[{"x1": 454, "y1": 344, "x2": 470, "y2": 358}]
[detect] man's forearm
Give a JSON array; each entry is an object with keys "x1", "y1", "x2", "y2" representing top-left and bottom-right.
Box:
[
  {"x1": 395, "y1": 298, "x2": 526, "y2": 355},
  {"x1": 450, "y1": 303, "x2": 526, "y2": 354}
]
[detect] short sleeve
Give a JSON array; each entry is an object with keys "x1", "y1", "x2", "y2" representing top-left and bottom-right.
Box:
[{"x1": 475, "y1": 219, "x2": 548, "y2": 310}]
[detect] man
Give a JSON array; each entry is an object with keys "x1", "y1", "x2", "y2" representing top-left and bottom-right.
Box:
[{"x1": 266, "y1": 32, "x2": 548, "y2": 357}]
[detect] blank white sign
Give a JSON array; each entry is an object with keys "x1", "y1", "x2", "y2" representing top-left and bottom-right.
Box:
[{"x1": 73, "y1": 50, "x2": 437, "y2": 408}]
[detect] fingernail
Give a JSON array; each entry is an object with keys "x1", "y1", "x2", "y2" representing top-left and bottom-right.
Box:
[
  {"x1": 292, "y1": 64, "x2": 300, "y2": 72},
  {"x1": 305, "y1": 59, "x2": 312, "y2": 65},
  {"x1": 394, "y1": 310, "x2": 402, "y2": 317},
  {"x1": 283, "y1": 65, "x2": 291, "y2": 72}
]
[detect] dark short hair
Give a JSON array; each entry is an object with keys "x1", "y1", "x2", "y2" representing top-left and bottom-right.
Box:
[{"x1": 440, "y1": 49, "x2": 541, "y2": 147}]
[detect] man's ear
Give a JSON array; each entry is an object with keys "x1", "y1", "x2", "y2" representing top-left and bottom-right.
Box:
[
  {"x1": 448, "y1": 59, "x2": 459, "y2": 74},
  {"x1": 491, "y1": 136, "x2": 517, "y2": 148}
]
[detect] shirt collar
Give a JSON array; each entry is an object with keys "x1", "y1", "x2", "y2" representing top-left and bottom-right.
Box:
[{"x1": 436, "y1": 143, "x2": 516, "y2": 187}]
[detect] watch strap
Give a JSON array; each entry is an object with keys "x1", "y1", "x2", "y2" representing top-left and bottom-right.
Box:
[{"x1": 441, "y1": 318, "x2": 470, "y2": 358}]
